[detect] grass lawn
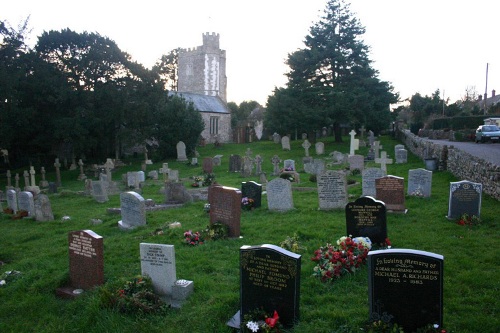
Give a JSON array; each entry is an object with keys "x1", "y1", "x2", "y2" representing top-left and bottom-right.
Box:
[{"x1": 0, "y1": 135, "x2": 498, "y2": 333}]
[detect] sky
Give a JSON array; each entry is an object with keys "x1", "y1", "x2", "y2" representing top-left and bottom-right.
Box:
[{"x1": 2, "y1": 0, "x2": 499, "y2": 107}]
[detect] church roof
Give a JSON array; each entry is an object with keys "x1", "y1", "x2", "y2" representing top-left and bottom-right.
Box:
[{"x1": 169, "y1": 92, "x2": 230, "y2": 114}]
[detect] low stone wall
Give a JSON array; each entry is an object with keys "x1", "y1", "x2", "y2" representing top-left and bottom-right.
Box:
[{"x1": 399, "y1": 129, "x2": 500, "y2": 200}]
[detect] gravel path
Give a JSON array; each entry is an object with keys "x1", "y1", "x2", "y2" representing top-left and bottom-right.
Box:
[{"x1": 427, "y1": 139, "x2": 500, "y2": 166}]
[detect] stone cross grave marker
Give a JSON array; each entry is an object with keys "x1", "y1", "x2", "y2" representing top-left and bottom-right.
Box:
[
  {"x1": 281, "y1": 136, "x2": 291, "y2": 150},
  {"x1": 254, "y1": 155, "x2": 263, "y2": 175},
  {"x1": 317, "y1": 170, "x2": 347, "y2": 210},
  {"x1": 39, "y1": 167, "x2": 49, "y2": 187},
  {"x1": 349, "y1": 130, "x2": 357, "y2": 155},
  {"x1": 266, "y1": 178, "x2": 293, "y2": 211},
  {"x1": 118, "y1": 191, "x2": 146, "y2": 230},
  {"x1": 408, "y1": 168, "x2": 432, "y2": 197},
  {"x1": 346, "y1": 196, "x2": 387, "y2": 244},
  {"x1": 29, "y1": 166, "x2": 36, "y2": 187},
  {"x1": 56, "y1": 230, "x2": 104, "y2": 299},
  {"x1": 375, "y1": 151, "x2": 393, "y2": 172},
  {"x1": 375, "y1": 175, "x2": 406, "y2": 212},
  {"x1": 271, "y1": 155, "x2": 281, "y2": 176},
  {"x1": 23, "y1": 170, "x2": 29, "y2": 188},
  {"x1": 208, "y1": 185, "x2": 242, "y2": 238},
  {"x1": 6, "y1": 169, "x2": 12, "y2": 187},
  {"x1": 368, "y1": 249, "x2": 444, "y2": 332},
  {"x1": 77, "y1": 159, "x2": 86, "y2": 180},
  {"x1": 447, "y1": 180, "x2": 482, "y2": 219},
  {"x1": 237, "y1": 244, "x2": 301, "y2": 329},
  {"x1": 160, "y1": 163, "x2": 169, "y2": 182},
  {"x1": 242, "y1": 155, "x2": 254, "y2": 177},
  {"x1": 241, "y1": 181, "x2": 262, "y2": 208},
  {"x1": 373, "y1": 141, "x2": 382, "y2": 159},
  {"x1": 302, "y1": 139, "x2": 311, "y2": 156},
  {"x1": 176, "y1": 141, "x2": 188, "y2": 161},
  {"x1": 18, "y1": 191, "x2": 35, "y2": 216},
  {"x1": 359, "y1": 125, "x2": 366, "y2": 139},
  {"x1": 56, "y1": 158, "x2": 64, "y2": 186},
  {"x1": 362, "y1": 168, "x2": 386, "y2": 197}
]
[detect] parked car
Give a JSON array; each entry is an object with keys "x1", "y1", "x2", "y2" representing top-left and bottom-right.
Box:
[{"x1": 475, "y1": 125, "x2": 500, "y2": 143}]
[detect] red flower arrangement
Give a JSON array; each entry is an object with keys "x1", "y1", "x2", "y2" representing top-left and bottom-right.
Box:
[{"x1": 183, "y1": 230, "x2": 204, "y2": 246}]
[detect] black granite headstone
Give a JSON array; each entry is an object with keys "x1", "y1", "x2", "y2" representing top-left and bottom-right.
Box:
[
  {"x1": 240, "y1": 244, "x2": 301, "y2": 328},
  {"x1": 345, "y1": 196, "x2": 387, "y2": 244},
  {"x1": 447, "y1": 180, "x2": 482, "y2": 219},
  {"x1": 368, "y1": 249, "x2": 444, "y2": 332},
  {"x1": 241, "y1": 181, "x2": 262, "y2": 208},
  {"x1": 229, "y1": 155, "x2": 242, "y2": 172}
]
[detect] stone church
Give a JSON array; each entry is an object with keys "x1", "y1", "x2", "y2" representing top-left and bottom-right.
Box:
[{"x1": 174, "y1": 32, "x2": 232, "y2": 144}]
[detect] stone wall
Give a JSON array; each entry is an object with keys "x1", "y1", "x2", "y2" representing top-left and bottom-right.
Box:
[
  {"x1": 399, "y1": 129, "x2": 500, "y2": 200},
  {"x1": 200, "y1": 112, "x2": 231, "y2": 144}
]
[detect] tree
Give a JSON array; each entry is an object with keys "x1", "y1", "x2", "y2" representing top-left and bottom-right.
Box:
[
  {"x1": 266, "y1": 0, "x2": 397, "y2": 141},
  {"x1": 152, "y1": 48, "x2": 179, "y2": 91}
]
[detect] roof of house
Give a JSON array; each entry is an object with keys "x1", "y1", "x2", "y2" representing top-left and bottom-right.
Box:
[
  {"x1": 169, "y1": 92, "x2": 230, "y2": 114},
  {"x1": 477, "y1": 93, "x2": 500, "y2": 109}
]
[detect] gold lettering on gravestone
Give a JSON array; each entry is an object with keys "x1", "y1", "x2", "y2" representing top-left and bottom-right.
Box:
[
  {"x1": 69, "y1": 233, "x2": 97, "y2": 258},
  {"x1": 452, "y1": 188, "x2": 479, "y2": 202},
  {"x1": 243, "y1": 253, "x2": 297, "y2": 291},
  {"x1": 374, "y1": 258, "x2": 439, "y2": 285},
  {"x1": 350, "y1": 204, "x2": 379, "y2": 227}
]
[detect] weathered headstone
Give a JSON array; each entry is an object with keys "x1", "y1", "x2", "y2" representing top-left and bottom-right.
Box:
[
  {"x1": 408, "y1": 168, "x2": 432, "y2": 197},
  {"x1": 213, "y1": 154, "x2": 223, "y2": 166},
  {"x1": 315, "y1": 142, "x2": 324, "y2": 155},
  {"x1": 330, "y1": 151, "x2": 346, "y2": 164},
  {"x1": 283, "y1": 159, "x2": 295, "y2": 171},
  {"x1": 373, "y1": 141, "x2": 383, "y2": 159},
  {"x1": 368, "y1": 130, "x2": 375, "y2": 147},
  {"x1": 281, "y1": 136, "x2": 291, "y2": 151},
  {"x1": 118, "y1": 191, "x2": 146, "y2": 230},
  {"x1": 346, "y1": 196, "x2": 387, "y2": 243},
  {"x1": 272, "y1": 132, "x2": 281, "y2": 144},
  {"x1": 77, "y1": 159, "x2": 86, "y2": 180},
  {"x1": 18, "y1": 191, "x2": 35, "y2": 216},
  {"x1": 375, "y1": 151, "x2": 393, "y2": 172},
  {"x1": 317, "y1": 170, "x2": 347, "y2": 210},
  {"x1": 203, "y1": 157, "x2": 213, "y2": 174},
  {"x1": 34, "y1": 194, "x2": 54, "y2": 221},
  {"x1": 176, "y1": 141, "x2": 188, "y2": 161},
  {"x1": 394, "y1": 144, "x2": 405, "y2": 155},
  {"x1": 348, "y1": 154, "x2": 364, "y2": 171},
  {"x1": 91, "y1": 180, "x2": 109, "y2": 203},
  {"x1": 241, "y1": 181, "x2": 262, "y2": 208},
  {"x1": 239, "y1": 244, "x2": 301, "y2": 328},
  {"x1": 266, "y1": 178, "x2": 293, "y2": 211},
  {"x1": 6, "y1": 189, "x2": 18, "y2": 213},
  {"x1": 167, "y1": 169, "x2": 179, "y2": 182},
  {"x1": 208, "y1": 185, "x2": 242, "y2": 237},
  {"x1": 254, "y1": 155, "x2": 263, "y2": 175},
  {"x1": 362, "y1": 168, "x2": 386, "y2": 197},
  {"x1": 368, "y1": 249, "x2": 444, "y2": 332},
  {"x1": 375, "y1": 176, "x2": 406, "y2": 212},
  {"x1": 302, "y1": 139, "x2": 311, "y2": 157},
  {"x1": 242, "y1": 155, "x2": 254, "y2": 177},
  {"x1": 164, "y1": 182, "x2": 193, "y2": 204},
  {"x1": 304, "y1": 158, "x2": 325, "y2": 175},
  {"x1": 229, "y1": 154, "x2": 242, "y2": 172},
  {"x1": 395, "y1": 149, "x2": 408, "y2": 164},
  {"x1": 56, "y1": 230, "x2": 104, "y2": 299},
  {"x1": 140, "y1": 243, "x2": 177, "y2": 299},
  {"x1": 271, "y1": 155, "x2": 281, "y2": 176},
  {"x1": 447, "y1": 180, "x2": 482, "y2": 219}
]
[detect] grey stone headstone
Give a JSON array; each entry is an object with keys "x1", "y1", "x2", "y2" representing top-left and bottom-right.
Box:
[
  {"x1": 91, "y1": 181, "x2": 109, "y2": 203},
  {"x1": 362, "y1": 168, "x2": 386, "y2": 197},
  {"x1": 6, "y1": 189, "x2": 18, "y2": 213},
  {"x1": 176, "y1": 141, "x2": 187, "y2": 161},
  {"x1": 447, "y1": 180, "x2": 482, "y2": 219},
  {"x1": 34, "y1": 194, "x2": 54, "y2": 221},
  {"x1": 408, "y1": 168, "x2": 432, "y2": 197},
  {"x1": 18, "y1": 191, "x2": 35, "y2": 216},
  {"x1": 140, "y1": 243, "x2": 176, "y2": 298},
  {"x1": 317, "y1": 170, "x2": 347, "y2": 210},
  {"x1": 394, "y1": 144, "x2": 405, "y2": 155},
  {"x1": 348, "y1": 154, "x2": 365, "y2": 171},
  {"x1": 304, "y1": 159, "x2": 325, "y2": 175},
  {"x1": 283, "y1": 159, "x2": 295, "y2": 171},
  {"x1": 315, "y1": 142, "x2": 325, "y2": 155},
  {"x1": 213, "y1": 155, "x2": 223, "y2": 166},
  {"x1": 395, "y1": 149, "x2": 408, "y2": 164},
  {"x1": 330, "y1": 151, "x2": 346, "y2": 164},
  {"x1": 267, "y1": 178, "x2": 293, "y2": 211},
  {"x1": 168, "y1": 169, "x2": 179, "y2": 182},
  {"x1": 165, "y1": 182, "x2": 193, "y2": 204},
  {"x1": 118, "y1": 191, "x2": 146, "y2": 230},
  {"x1": 272, "y1": 132, "x2": 281, "y2": 144},
  {"x1": 281, "y1": 136, "x2": 291, "y2": 150}
]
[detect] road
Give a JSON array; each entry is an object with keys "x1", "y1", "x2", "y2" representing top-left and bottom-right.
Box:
[{"x1": 427, "y1": 139, "x2": 500, "y2": 167}]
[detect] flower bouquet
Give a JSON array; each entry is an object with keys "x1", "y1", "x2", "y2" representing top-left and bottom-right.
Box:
[
  {"x1": 112, "y1": 276, "x2": 168, "y2": 314},
  {"x1": 456, "y1": 213, "x2": 481, "y2": 227},
  {"x1": 183, "y1": 230, "x2": 204, "y2": 245},
  {"x1": 311, "y1": 236, "x2": 371, "y2": 283},
  {"x1": 241, "y1": 197, "x2": 255, "y2": 211},
  {"x1": 242, "y1": 308, "x2": 282, "y2": 333},
  {"x1": 203, "y1": 222, "x2": 228, "y2": 241}
]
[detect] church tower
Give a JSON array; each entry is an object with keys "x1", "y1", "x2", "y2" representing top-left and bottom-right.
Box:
[{"x1": 178, "y1": 32, "x2": 227, "y2": 102}]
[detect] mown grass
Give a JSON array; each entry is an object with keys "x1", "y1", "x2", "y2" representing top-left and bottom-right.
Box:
[{"x1": 0, "y1": 135, "x2": 498, "y2": 333}]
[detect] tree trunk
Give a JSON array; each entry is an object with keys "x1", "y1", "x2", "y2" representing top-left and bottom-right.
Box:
[{"x1": 333, "y1": 122, "x2": 343, "y2": 142}]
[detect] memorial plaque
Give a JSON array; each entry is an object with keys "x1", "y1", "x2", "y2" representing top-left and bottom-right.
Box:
[
  {"x1": 266, "y1": 178, "x2": 294, "y2": 211},
  {"x1": 375, "y1": 176, "x2": 406, "y2": 212},
  {"x1": 362, "y1": 168, "x2": 386, "y2": 197},
  {"x1": 241, "y1": 181, "x2": 262, "y2": 208},
  {"x1": 408, "y1": 168, "x2": 432, "y2": 198},
  {"x1": 118, "y1": 191, "x2": 146, "y2": 230},
  {"x1": 447, "y1": 180, "x2": 482, "y2": 219},
  {"x1": 140, "y1": 243, "x2": 176, "y2": 297},
  {"x1": 240, "y1": 244, "x2": 301, "y2": 328},
  {"x1": 208, "y1": 185, "x2": 242, "y2": 237},
  {"x1": 368, "y1": 249, "x2": 444, "y2": 332},
  {"x1": 317, "y1": 170, "x2": 347, "y2": 210},
  {"x1": 345, "y1": 196, "x2": 387, "y2": 244}
]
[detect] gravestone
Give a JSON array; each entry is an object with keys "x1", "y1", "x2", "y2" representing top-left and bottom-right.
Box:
[
  {"x1": 317, "y1": 170, "x2": 347, "y2": 210},
  {"x1": 375, "y1": 176, "x2": 406, "y2": 212},
  {"x1": 366, "y1": 148, "x2": 375, "y2": 161},
  {"x1": 6, "y1": 189, "x2": 18, "y2": 213},
  {"x1": 315, "y1": 142, "x2": 325, "y2": 155},
  {"x1": 18, "y1": 191, "x2": 35, "y2": 216},
  {"x1": 304, "y1": 159, "x2": 325, "y2": 175},
  {"x1": 346, "y1": 196, "x2": 387, "y2": 244},
  {"x1": 330, "y1": 151, "x2": 346, "y2": 164},
  {"x1": 34, "y1": 194, "x2": 54, "y2": 221},
  {"x1": 54, "y1": 158, "x2": 62, "y2": 186},
  {"x1": 349, "y1": 130, "x2": 357, "y2": 155},
  {"x1": 127, "y1": 171, "x2": 140, "y2": 188},
  {"x1": 239, "y1": 244, "x2": 301, "y2": 328},
  {"x1": 394, "y1": 144, "x2": 405, "y2": 155},
  {"x1": 375, "y1": 151, "x2": 393, "y2": 172},
  {"x1": 137, "y1": 171, "x2": 145, "y2": 183},
  {"x1": 229, "y1": 154, "x2": 242, "y2": 172},
  {"x1": 148, "y1": 170, "x2": 158, "y2": 180},
  {"x1": 176, "y1": 141, "x2": 188, "y2": 161},
  {"x1": 395, "y1": 149, "x2": 408, "y2": 164},
  {"x1": 271, "y1": 155, "x2": 281, "y2": 176},
  {"x1": 373, "y1": 141, "x2": 382, "y2": 159},
  {"x1": 266, "y1": 178, "x2": 293, "y2": 211},
  {"x1": 241, "y1": 181, "x2": 262, "y2": 208},
  {"x1": 447, "y1": 180, "x2": 482, "y2": 219},
  {"x1": 208, "y1": 185, "x2": 242, "y2": 237},
  {"x1": 281, "y1": 136, "x2": 291, "y2": 151},
  {"x1": 160, "y1": 163, "x2": 170, "y2": 181},
  {"x1": 368, "y1": 249, "x2": 444, "y2": 332},
  {"x1": 254, "y1": 155, "x2": 263, "y2": 175},
  {"x1": 408, "y1": 168, "x2": 432, "y2": 197},
  {"x1": 272, "y1": 132, "x2": 281, "y2": 144},
  {"x1": 213, "y1": 154, "x2": 223, "y2": 166},
  {"x1": 348, "y1": 154, "x2": 364, "y2": 171},
  {"x1": 56, "y1": 230, "x2": 104, "y2": 299},
  {"x1": 301, "y1": 139, "x2": 311, "y2": 156},
  {"x1": 168, "y1": 169, "x2": 179, "y2": 182},
  {"x1": 140, "y1": 243, "x2": 177, "y2": 299},
  {"x1": 91, "y1": 180, "x2": 109, "y2": 203},
  {"x1": 242, "y1": 156, "x2": 254, "y2": 177},
  {"x1": 118, "y1": 191, "x2": 146, "y2": 230},
  {"x1": 283, "y1": 159, "x2": 295, "y2": 171},
  {"x1": 191, "y1": 157, "x2": 198, "y2": 166},
  {"x1": 203, "y1": 157, "x2": 213, "y2": 174},
  {"x1": 368, "y1": 130, "x2": 375, "y2": 147},
  {"x1": 362, "y1": 168, "x2": 386, "y2": 197},
  {"x1": 164, "y1": 182, "x2": 193, "y2": 204}
]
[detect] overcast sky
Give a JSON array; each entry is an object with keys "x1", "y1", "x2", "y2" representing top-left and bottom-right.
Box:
[{"x1": 3, "y1": 0, "x2": 499, "y2": 106}]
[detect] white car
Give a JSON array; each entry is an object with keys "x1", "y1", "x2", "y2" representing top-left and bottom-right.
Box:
[{"x1": 475, "y1": 125, "x2": 500, "y2": 143}]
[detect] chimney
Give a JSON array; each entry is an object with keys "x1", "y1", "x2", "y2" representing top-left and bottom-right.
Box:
[
  {"x1": 478, "y1": 95, "x2": 482, "y2": 101},
  {"x1": 492, "y1": 89, "x2": 496, "y2": 97}
]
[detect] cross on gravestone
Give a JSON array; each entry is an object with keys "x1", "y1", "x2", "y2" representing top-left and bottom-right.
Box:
[
  {"x1": 359, "y1": 125, "x2": 366, "y2": 139},
  {"x1": 39, "y1": 167, "x2": 49, "y2": 187},
  {"x1": 77, "y1": 159, "x2": 86, "y2": 180},
  {"x1": 23, "y1": 170, "x2": 30, "y2": 188},
  {"x1": 271, "y1": 155, "x2": 281, "y2": 176},
  {"x1": 15, "y1": 173, "x2": 20, "y2": 189},
  {"x1": 374, "y1": 151, "x2": 393, "y2": 172},
  {"x1": 29, "y1": 166, "x2": 36, "y2": 187},
  {"x1": 54, "y1": 158, "x2": 62, "y2": 186},
  {"x1": 349, "y1": 130, "x2": 357, "y2": 155},
  {"x1": 254, "y1": 155, "x2": 263, "y2": 175},
  {"x1": 6, "y1": 170, "x2": 12, "y2": 187},
  {"x1": 302, "y1": 139, "x2": 311, "y2": 157},
  {"x1": 373, "y1": 141, "x2": 382, "y2": 159},
  {"x1": 160, "y1": 163, "x2": 170, "y2": 182}
]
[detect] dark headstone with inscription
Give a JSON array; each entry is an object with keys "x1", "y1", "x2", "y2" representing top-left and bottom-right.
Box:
[
  {"x1": 56, "y1": 230, "x2": 104, "y2": 299},
  {"x1": 368, "y1": 249, "x2": 444, "y2": 332},
  {"x1": 202, "y1": 157, "x2": 213, "y2": 174},
  {"x1": 208, "y1": 185, "x2": 242, "y2": 237},
  {"x1": 447, "y1": 180, "x2": 482, "y2": 219},
  {"x1": 241, "y1": 181, "x2": 262, "y2": 208},
  {"x1": 375, "y1": 175, "x2": 406, "y2": 213},
  {"x1": 229, "y1": 154, "x2": 242, "y2": 172},
  {"x1": 345, "y1": 196, "x2": 387, "y2": 244},
  {"x1": 239, "y1": 244, "x2": 301, "y2": 328},
  {"x1": 317, "y1": 170, "x2": 347, "y2": 210}
]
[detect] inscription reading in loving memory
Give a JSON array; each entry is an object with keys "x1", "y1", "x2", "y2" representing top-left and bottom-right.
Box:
[
  {"x1": 141, "y1": 246, "x2": 173, "y2": 267},
  {"x1": 348, "y1": 204, "x2": 379, "y2": 227},
  {"x1": 374, "y1": 258, "x2": 440, "y2": 285},
  {"x1": 245, "y1": 254, "x2": 291, "y2": 291}
]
